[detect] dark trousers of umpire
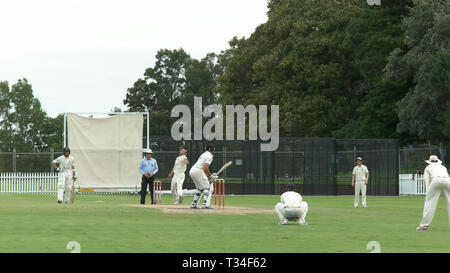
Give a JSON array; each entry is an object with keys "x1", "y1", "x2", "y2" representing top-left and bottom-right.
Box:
[{"x1": 140, "y1": 175, "x2": 155, "y2": 205}]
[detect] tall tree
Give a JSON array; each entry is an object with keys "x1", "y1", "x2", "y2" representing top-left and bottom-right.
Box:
[
  {"x1": 8, "y1": 79, "x2": 48, "y2": 152},
  {"x1": 217, "y1": 0, "x2": 363, "y2": 137},
  {"x1": 334, "y1": 0, "x2": 413, "y2": 140},
  {"x1": 385, "y1": 0, "x2": 450, "y2": 143},
  {"x1": 124, "y1": 49, "x2": 222, "y2": 135},
  {"x1": 0, "y1": 81, "x2": 12, "y2": 151}
]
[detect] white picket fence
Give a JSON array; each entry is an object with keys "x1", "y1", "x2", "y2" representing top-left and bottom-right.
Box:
[
  {"x1": 0, "y1": 172, "x2": 58, "y2": 193},
  {"x1": 399, "y1": 174, "x2": 427, "y2": 196}
]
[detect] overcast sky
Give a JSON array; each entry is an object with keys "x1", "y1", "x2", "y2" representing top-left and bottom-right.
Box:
[{"x1": 0, "y1": 0, "x2": 268, "y2": 117}]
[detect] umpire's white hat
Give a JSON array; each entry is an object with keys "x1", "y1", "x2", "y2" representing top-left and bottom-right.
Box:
[
  {"x1": 425, "y1": 155, "x2": 442, "y2": 165},
  {"x1": 143, "y1": 148, "x2": 153, "y2": 154}
]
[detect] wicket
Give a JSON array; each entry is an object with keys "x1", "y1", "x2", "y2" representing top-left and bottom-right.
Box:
[
  {"x1": 153, "y1": 180, "x2": 162, "y2": 205},
  {"x1": 214, "y1": 179, "x2": 225, "y2": 208}
]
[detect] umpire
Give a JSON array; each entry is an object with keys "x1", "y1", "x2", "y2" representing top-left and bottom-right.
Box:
[{"x1": 139, "y1": 149, "x2": 159, "y2": 205}]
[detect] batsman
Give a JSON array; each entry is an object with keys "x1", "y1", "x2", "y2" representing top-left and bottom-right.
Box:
[
  {"x1": 189, "y1": 143, "x2": 218, "y2": 209},
  {"x1": 52, "y1": 147, "x2": 76, "y2": 204}
]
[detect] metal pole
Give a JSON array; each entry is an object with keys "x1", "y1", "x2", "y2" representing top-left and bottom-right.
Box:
[
  {"x1": 50, "y1": 147, "x2": 54, "y2": 173},
  {"x1": 63, "y1": 113, "x2": 67, "y2": 148},
  {"x1": 146, "y1": 112, "x2": 150, "y2": 149},
  {"x1": 13, "y1": 148, "x2": 16, "y2": 173}
]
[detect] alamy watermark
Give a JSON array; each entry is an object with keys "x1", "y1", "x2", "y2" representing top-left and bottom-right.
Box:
[
  {"x1": 66, "y1": 241, "x2": 81, "y2": 253},
  {"x1": 366, "y1": 241, "x2": 381, "y2": 253},
  {"x1": 367, "y1": 0, "x2": 381, "y2": 5},
  {"x1": 171, "y1": 96, "x2": 279, "y2": 151}
]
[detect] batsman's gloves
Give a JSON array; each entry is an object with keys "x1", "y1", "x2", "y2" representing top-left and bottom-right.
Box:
[
  {"x1": 211, "y1": 173, "x2": 219, "y2": 180},
  {"x1": 72, "y1": 171, "x2": 77, "y2": 181}
]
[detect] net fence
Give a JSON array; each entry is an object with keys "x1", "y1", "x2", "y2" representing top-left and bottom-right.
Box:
[{"x1": 1, "y1": 138, "x2": 447, "y2": 197}]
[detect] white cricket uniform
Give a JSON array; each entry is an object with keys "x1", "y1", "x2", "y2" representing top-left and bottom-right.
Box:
[
  {"x1": 353, "y1": 164, "x2": 369, "y2": 207},
  {"x1": 189, "y1": 151, "x2": 213, "y2": 190},
  {"x1": 53, "y1": 155, "x2": 75, "y2": 203},
  {"x1": 275, "y1": 191, "x2": 308, "y2": 223},
  {"x1": 171, "y1": 155, "x2": 188, "y2": 202},
  {"x1": 419, "y1": 164, "x2": 450, "y2": 227}
]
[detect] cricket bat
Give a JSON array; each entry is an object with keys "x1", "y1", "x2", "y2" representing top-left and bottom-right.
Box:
[
  {"x1": 216, "y1": 161, "x2": 232, "y2": 176},
  {"x1": 69, "y1": 173, "x2": 77, "y2": 204}
]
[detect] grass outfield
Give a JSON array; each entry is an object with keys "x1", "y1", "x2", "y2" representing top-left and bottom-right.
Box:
[{"x1": 0, "y1": 194, "x2": 449, "y2": 253}]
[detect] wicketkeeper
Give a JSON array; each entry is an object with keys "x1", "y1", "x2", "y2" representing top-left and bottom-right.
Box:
[
  {"x1": 52, "y1": 147, "x2": 76, "y2": 204},
  {"x1": 416, "y1": 155, "x2": 450, "y2": 231},
  {"x1": 275, "y1": 184, "x2": 308, "y2": 225},
  {"x1": 189, "y1": 143, "x2": 218, "y2": 209},
  {"x1": 168, "y1": 149, "x2": 189, "y2": 204}
]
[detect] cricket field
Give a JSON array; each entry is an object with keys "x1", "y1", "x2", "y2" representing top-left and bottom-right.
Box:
[{"x1": 0, "y1": 194, "x2": 449, "y2": 253}]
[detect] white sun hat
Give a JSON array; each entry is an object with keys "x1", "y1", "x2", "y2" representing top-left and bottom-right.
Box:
[
  {"x1": 143, "y1": 148, "x2": 153, "y2": 154},
  {"x1": 425, "y1": 155, "x2": 442, "y2": 165}
]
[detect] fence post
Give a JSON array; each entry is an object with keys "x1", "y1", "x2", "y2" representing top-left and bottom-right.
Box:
[
  {"x1": 50, "y1": 148, "x2": 54, "y2": 173},
  {"x1": 13, "y1": 148, "x2": 17, "y2": 173}
]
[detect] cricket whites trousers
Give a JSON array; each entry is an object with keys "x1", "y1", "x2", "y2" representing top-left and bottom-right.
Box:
[
  {"x1": 354, "y1": 181, "x2": 367, "y2": 207},
  {"x1": 57, "y1": 171, "x2": 73, "y2": 203},
  {"x1": 189, "y1": 169, "x2": 213, "y2": 208},
  {"x1": 419, "y1": 177, "x2": 450, "y2": 227},
  {"x1": 171, "y1": 172, "x2": 185, "y2": 203},
  {"x1": 275, "y1": 202, "x2": 308, "y2": 222}
]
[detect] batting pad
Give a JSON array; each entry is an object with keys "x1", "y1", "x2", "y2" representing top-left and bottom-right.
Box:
[{"x1": 67, "y1": 113, "x2": 143, "y2": 188}]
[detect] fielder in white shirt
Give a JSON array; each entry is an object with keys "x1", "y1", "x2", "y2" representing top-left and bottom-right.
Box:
[
  {"x1": 275, "y1": 184, "x2": 308, "y2": 225},
  {"x1": 352, "y1": 157, "x2": 369, "y2": 208},
  {"x1": 416, "y1": 155, "x2": 450, "y2": 231},
  {"x1": 189, "y1": 144, "x2": 218, "y2": 209},
  {"x1": 168, "y1": 149, "x2": 189, "y2": 204},
  {"x1": 52, "y1": 147, "x2": 75, "y2": 204}
]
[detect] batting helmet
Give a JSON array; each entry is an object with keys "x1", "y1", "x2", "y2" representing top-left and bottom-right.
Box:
[
  {"x1": 205, "y1": 143, "x2": 215, "y2": 152},
  {"x1": 63, "y1": 147, "x2": 71, "y2": 154},
  {"x1": 286, "y1": 184, "x2": 296, "y2": 191}
]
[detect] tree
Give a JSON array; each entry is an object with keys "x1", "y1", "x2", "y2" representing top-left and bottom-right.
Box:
[
  {"x1": 217, "y1": 0, "x2": 363, "y2": 137},
  {"x1": 8, "y1": 79, "x2": 48, "y2": 152},
  {"x1": 0, "y1": 81, "x2": 12, "y2": 151},
  {"x1": 124, "y1": 49, "x2": 222, "y2": 135},
  {"x1": 334, "y1": 0, "x2": 413, "y2": 140},
  {"x1": 385, "y1": 0, "x2": 450, "y2": 142}
]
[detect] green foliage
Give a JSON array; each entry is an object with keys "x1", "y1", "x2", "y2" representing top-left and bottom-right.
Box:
[
  {"x1": 0, "y1": 79, "x2": 62, "y2": 152},
  {"x1": 386, "y1": 0, "x2": 450, "y2": 142},
  {"x1": 124, "y1": 49, "x2": 223, "y2": 135},
  {"x1": 218, "y1": 0, "x2": 365, "y2": 137}
]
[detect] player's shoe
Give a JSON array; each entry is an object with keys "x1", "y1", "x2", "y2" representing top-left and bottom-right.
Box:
[
  {"x1": 279, "y1": 219, "x2": 288, "y2": 225},
  {"x1": 57, "y1": 200, "x2": 62, "y2": 204},
  {"x1": 178, "y1": 196, "x2": 183, "y2": 204},
  {"x1": 190, "y1": 203, "x2": 198, "y2": 209},
  {"x1": 299, "y1": 219, "x2": 308, "y2": 226},
  {"x1": 363, "y1": 205, "x2": 367, "y2": 208},
  {"x1": 416, "y1": 226, "x2": 428, "y2": 231}
]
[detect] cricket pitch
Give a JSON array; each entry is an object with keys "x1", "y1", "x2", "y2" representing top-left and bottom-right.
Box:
[{"x1": 122, "y1": 204, "x2": 275, "y2": 215}]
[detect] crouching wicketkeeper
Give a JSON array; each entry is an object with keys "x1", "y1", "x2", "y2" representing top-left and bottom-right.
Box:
[
  {"x1": 275, "y1": 184, "x2": 308, "y2": 225},
  {"x1": 52, "y1": 147, "x2": 76, "y2": 204}
]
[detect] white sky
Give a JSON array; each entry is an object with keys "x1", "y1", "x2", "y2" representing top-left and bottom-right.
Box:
[{"x1": 0, "y1": 0, "x2": 268, "y2": 117}]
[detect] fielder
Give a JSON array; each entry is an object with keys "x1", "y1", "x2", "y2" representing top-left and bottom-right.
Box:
[
  {"x1": 52, "y1": 147, "x2": 76, "y2": 204},
  {"x1": 352, "y1": 157, "x2": 369, "y2": 208},
  {"x1": 189, "y1": 143, "x2": 218, "y2": 209},
  {"x1": 275, "y1": 184, "x2": 308, "y2": 225},
  {"x1": 416, "y1": 155, "x2": 450, "y2": 231},
  {"x1": 168, "y1": 149, "x2": 189, "y2": 204}
]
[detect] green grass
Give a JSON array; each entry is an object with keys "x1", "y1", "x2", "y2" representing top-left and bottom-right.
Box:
[{"x1": 0, "y1": 194, "x2": 449, "y2": 253}]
